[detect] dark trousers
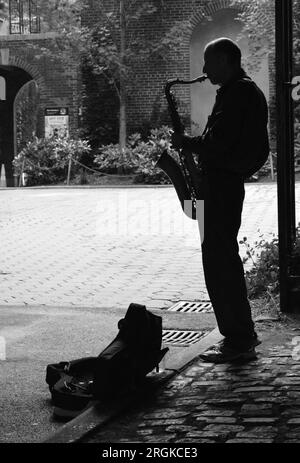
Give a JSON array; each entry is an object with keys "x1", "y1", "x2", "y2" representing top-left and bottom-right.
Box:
[{"x1": 201, "y1": 170, "x2": 255, "y2": 350}]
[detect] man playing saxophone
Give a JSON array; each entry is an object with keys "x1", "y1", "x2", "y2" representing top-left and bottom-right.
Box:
[{"x1": 171, "y1": 37, "x2": 269, "y2": 363}]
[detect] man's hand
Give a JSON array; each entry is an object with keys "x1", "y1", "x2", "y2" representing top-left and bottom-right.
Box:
[{"x1": 171, "y1": 132, "x2": 184, "y2": 150}]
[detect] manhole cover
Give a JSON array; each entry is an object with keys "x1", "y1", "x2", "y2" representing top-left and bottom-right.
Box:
[
  {"x1": 167, "y1": 301, "x2": 213, "y2": 313},
  {"x1": 162, "y1": 329, "x2": 206, "y2": 347}
]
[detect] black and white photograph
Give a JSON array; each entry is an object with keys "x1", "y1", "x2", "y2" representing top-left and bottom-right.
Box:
[{"x1": 0, "y1": 0, "x2": 299, "y2": 455}]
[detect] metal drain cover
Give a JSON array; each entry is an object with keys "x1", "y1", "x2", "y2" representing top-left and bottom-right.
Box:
[
  {"x1": 162, "y1": 329, "x2": 206, "y2": 347},
  {"x1": 167, "y1": 301, "x2": 213, "y2": 313}
]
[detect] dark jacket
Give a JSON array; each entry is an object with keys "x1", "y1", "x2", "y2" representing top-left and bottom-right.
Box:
[{"x1": 182, "y1": 69, "x2": 269, "y2": 178}]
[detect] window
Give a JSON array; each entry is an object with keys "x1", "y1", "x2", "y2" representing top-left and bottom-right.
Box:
[{"x1": 9, "y1": 0, "x2": 40, "y2": 34}]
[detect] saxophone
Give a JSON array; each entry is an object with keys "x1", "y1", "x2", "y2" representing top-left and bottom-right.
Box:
[{"x1": 156, "y1": 75, "x2": 207, "y2": 220}]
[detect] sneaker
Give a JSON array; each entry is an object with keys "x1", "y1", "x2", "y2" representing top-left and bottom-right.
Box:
[
  {"x1": 216, "y1": 333, "x2": 261, "y2": 349},
  {"x1": 200, "y1": 344, "x2": 257, "y2": 364}
]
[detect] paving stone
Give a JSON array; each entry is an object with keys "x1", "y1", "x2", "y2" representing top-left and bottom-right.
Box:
[
  {"x1": 282, "y1": 440, "x2": 300, "y2": 443},
  {"x1": 165, "y1": 425, "x2": 196, "y2": 433},
  {"x1": 273, "y1": 377, "x2": 300, "y2": 385},
  {"x1": 283, "y1": 427, "x2": 300, "y2": 436},
  {"x1": 226, "y1": 438, "x2": 274, "y2": 443},
  {"x1": 204, "y1": 397, "x2": 246, "y2": 405},
  {"x1": 143, "y1": 435, "x2": 177, "y2": 443},
  {"x1": 196, "y1": 417, "x2": 237, "y2": 424},
  {"x1": 233, "y1": 386, "x2": 275, "y2": 393},
  {"x1": 202, "y1": 424, "x2": 244, "y2": 434},
  {"x1": 176, "y1": 438, "x2": 216, "y2": 443},
  {"x1": 195, "y1": 409, "x2": 235, "y2": 416},
  {"x1": 282, "y1": 408, "x2": 300, "y2": 416},
  {"x1": 172, "y1": 398, "x2": 204, "y2": 406},
  {"x1": 140, "y1": 419, "x2": 186, "y2": 426},
  {"x1": 287, "y1": 418, "x2": 300, "y2": 425},
  {"x1": 143, "y1": 411, "x2": 189, "y2": 420},
  {"x1": 136, "y1": 429, "x2": 154, "y2": 435},
  {"x1": 236, "y1": 426, "x2": 278, "y2": 438},
  {"x1": 254, "y1": 396, "x2": 289, "y2": 403},
  {"x1": 185, "y1": 431, "x2": 219, "y2": 439},
  {"x1": 242, "y1": 418, "x2": 278, "y2": 424},
  {"x1": 287, "y1": 392, "x2": 300, "y2": 398},
  {"x1": 240, "y1": 404, "x2": 273, "y2": 416}
]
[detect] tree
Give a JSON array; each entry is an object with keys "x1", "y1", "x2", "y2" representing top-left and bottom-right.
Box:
[
  {"x1": 21, "y1": 1, "x2": 190, "y2": 163},
  {"x1": 79, "y1": 0, "x2": 190, "y2": 168}
]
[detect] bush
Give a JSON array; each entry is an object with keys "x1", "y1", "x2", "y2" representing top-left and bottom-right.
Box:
[
  {"x1": 240, "y1": 223, "x2": 300, "y2": 299},
  {"x1": 13, "y1": 135, "x2": 91, "y2": 186},
  {"x1": 241, "y1": 233, "x2": 279, "y2": 299},
  {"x1": 94, "y1": 126, "x2": 179, "y2": 184}
]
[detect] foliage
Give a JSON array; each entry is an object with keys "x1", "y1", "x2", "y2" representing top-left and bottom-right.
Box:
[
  {"x1": 231, "y1": 0, "x2": 300, "y2": 71},
  {"x1": 34, "y1": 0, "x2": 87, "y2": 61},
  {"x1": 25, "y1": 1, "x2": 190, "y2": 149},
  {"x1": 240, "y1": 223, "x2": 300, "y2": 299},
  {"x1": 240, "y1": 232, "x2": 279, "y2": 299},
  {"x1": 82, "y1": 1, "x2": 190, "y2": 89},
  {"x1": 13, "y1": 135, "x2": 91, "y2": 186},
  {"x1": 94, "y1": 125, "x2": 177, "y2": 183}
]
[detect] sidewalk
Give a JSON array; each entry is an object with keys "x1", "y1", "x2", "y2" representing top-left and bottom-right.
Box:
[{"x1": 48, "y1": 312, "x2": 300, "y2": 444}]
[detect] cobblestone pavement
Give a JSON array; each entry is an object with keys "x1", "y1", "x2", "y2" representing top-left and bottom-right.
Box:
[
  {"x1": 0, "y1": 183, "x2": 299, "y2": 309},
  {"x1": 81, "y1": 316, "x2": 300, "y2": 444}
]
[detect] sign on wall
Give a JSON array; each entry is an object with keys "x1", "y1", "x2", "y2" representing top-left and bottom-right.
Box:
[
  {"x1": 45, "y1": 107, "x2": 69, "y2": 138},
  {"x1": 291, "y1": 76, "x2": 300, "y2": 102}
]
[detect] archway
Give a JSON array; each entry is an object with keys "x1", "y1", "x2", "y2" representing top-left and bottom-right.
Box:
[
  {"x1": 190, "y1": 8, "x2": 270, "y2": 135},
  {"x1": 0, "y1": 65, "x2": 35, "y2": 186},
  {"x1": 14, "y1": 79, "x2": 39, "y2": 158}
]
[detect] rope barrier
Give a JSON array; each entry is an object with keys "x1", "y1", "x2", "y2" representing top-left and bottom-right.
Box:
[
  {"x1": 71, "y1": 158, "x2": 135, "y2": 178},
  {"x1": 19, "y1": 157, "x2": 136, "y2": 178}
]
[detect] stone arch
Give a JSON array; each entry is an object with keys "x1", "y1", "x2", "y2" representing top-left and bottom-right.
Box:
[
  {"x1": 187, "y1": 0, "x2": 274, "y2": 46},
  {"x1": 0, "y1": 55, "x2": 44, "y2": 186},
  {"x1": 179, "y1": 1, "x2": 272, "y2": 135},
  {"x1": 8, "y1": 55, "x2": 46, "y2": 95}
]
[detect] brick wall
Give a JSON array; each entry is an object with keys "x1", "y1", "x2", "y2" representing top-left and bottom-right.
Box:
[
  {"x1": 0, "y1": 0, "x2": 83, "y2": 143},
  {"x1": 96, "y1": 0, "x2": 274, "y2": 138}
]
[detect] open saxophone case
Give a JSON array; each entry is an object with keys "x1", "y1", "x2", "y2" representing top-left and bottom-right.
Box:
[{"x1": 46, "y1": 303, "x2": 169, "y2": 419}]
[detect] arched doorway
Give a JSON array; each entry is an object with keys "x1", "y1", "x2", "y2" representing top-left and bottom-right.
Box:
[
  {"x1": 14, "y1": 80, "x2": 39, "y2": 157},
  {"x1": 0, "y1": 65, "x2": 36, "y2": 186},
  {"x1": 190, "y1": 8, "x2": 270, "y2": 135}
]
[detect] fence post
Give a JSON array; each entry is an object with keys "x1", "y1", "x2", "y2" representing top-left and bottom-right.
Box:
[
  {"x1": 270, "y1": 153, "x2": 274, "y2": 181},
  {"x1": 67, "y1": 156, "x2": 72, "y2": 185},
  {"x1": 19, "y1": 159, "x2": 25, "y2": 187}
]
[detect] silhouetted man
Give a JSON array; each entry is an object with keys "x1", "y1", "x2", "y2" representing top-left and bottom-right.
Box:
[{"x1": 172, "y1": 37, "x2": 269, "y2": 363}]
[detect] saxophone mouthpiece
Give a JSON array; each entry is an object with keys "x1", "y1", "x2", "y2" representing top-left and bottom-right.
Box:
[{"x1": 196, "y1": 75, "x2": 208, "y2": 83}]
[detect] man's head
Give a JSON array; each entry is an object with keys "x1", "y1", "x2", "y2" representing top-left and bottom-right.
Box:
[{"x1": 203, "y1": 37, "x2": 242, "y2": 86}]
